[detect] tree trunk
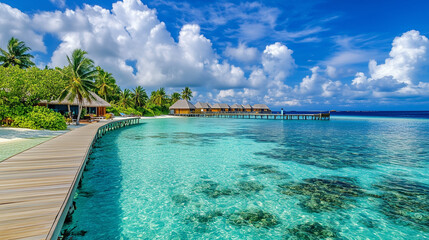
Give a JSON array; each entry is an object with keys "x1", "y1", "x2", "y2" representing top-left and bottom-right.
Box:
[
  {"x1": 76, "y1": 104, "x2": 82, "y2": 125},
  {"x1": 67, "y1": 104, "x2": 72, "y2": 119}
]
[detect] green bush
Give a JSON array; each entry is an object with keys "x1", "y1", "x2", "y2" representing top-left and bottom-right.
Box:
[
  {"x1": 11, "y1": 106, "x2": 67, "y2": 130},
  {"x1": 107, "y1": 105, "x2": 142, "y2": 116}
]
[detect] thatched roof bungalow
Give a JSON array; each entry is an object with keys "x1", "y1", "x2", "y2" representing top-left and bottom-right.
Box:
[
  {"x1": 211, "y1": 103, "x2": 230, "y2": 112},
  {"x1": 194, "y1": 102, "x2": 211, "y2": 113},
  {"x1": 252, "y1": 104, "x2": 271, "y2": 113},
  {"x1": 40, "y1": 92, "x2": 111, "y2": 117},
  {"x1": 243, "y1": 104, "x2": 253, "y2": 112},
  {"x1": 230, "y1": 103, "x2": 244, "y2": 112},
  {"x1": 169, "y1": 99, "x2": 196, "y2": 114}
]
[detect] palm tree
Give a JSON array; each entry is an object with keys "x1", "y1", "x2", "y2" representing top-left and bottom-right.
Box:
[
  {"x1": 132, "y1": 86, "x2": 148, "y2": 108},
  {"x1": 181, "y1": 87, "x2": 193, "y2": 101},
  {"x1": 0, "y1": 37, "x2": 35, "y2": 68},
  {"x1": 119, "y1": 89, "x2": 133, "y2": 108},
  {"x1": 152, "y1": 88, "x2": 167, "y2": 106},
  {"x1": 95, "y1": 66, "x2": 116, "y2": 101},
  {"x1": 58, "y1": 49, "x2": 96, "y2": 125},
  {"x1": 170, "y1": 92, "x2": 181, "y2": 104}
]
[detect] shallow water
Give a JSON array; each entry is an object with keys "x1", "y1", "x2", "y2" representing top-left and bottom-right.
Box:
[
  {"x1": 63, "y1": 117, "x2": 429, "y2": 239},
  {"x1": 0, "y1": 127, "x2": 68, "y2": 161}
]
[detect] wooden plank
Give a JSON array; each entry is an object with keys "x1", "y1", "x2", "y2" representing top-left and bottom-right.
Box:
[{"x1": 0, "y1": 118, "x2": 140, "y2": 240}]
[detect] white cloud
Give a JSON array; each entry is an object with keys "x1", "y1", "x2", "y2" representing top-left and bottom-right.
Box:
[
  {"x1": 351, "y1": 30, "x2": 429, "y2": 95},
  {"x1": 326, "y1": 65, "x2": 336, "y2": 78},
  {"x1": 0, "y1": 3, "x2": 45, "y2": 52},
  {"x1": 262, "y1": 42, "x2": 295, "y2": 81},
  {"x1": 369, "y1": 30, "x2": 428, "y2": 85},
  {"x1": 30, "y1": 0, "x2": 246, "y2": 89},
  {"x1": 50, "y1": 0, "x2": 66, "y2": 8},
  {"x1": 224, "y1": 43, "x2": 259, "y2": 63},
  {"x1": 2, "y1": 1, "x2": 429, "y2": 109},
  {"x1": 325, "y1": 49, "x2": 375, "y2": 66}
]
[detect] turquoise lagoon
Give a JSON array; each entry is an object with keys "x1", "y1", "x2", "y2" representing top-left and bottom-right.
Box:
[{"x1": 62, "y1": 117, "x2": 429, "y2": 239}]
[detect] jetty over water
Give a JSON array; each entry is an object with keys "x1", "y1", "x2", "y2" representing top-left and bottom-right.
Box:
[
  {"x1": 0, "y1": 118, "x2": 140, "y2": 240},
  {"x1": 173, "y1": 112, "x2": 331, "y2": 120}
]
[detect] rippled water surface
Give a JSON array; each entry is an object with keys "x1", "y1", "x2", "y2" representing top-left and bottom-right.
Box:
[{"x1": 62, "y1": 117, "x2": 429, "y2": 239}]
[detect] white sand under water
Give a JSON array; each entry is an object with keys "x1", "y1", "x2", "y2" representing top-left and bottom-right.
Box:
[{"x1": 0, "y1": 127, "x2": 69, "y2": 161}]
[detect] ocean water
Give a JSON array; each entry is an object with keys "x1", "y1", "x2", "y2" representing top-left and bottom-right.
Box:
[
  {"x1": 62, "y1": 116, "x2": 429, "y2": 239},
  {"x1": 0, "y1": 127, "x2": 68, "y2": 161}
]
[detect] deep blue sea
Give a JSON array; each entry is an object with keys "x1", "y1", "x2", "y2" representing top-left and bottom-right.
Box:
[
  {"x1": 272, "y1": 111, "x2": 429, "y2": 119},
  {"x1": 62, "y1": 115, "x2": 429, "y2": 239}
]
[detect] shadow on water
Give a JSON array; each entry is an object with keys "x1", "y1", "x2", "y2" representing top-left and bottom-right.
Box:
[{"x1": 60, "y1": 124, "x2": 138, "y2": 239}]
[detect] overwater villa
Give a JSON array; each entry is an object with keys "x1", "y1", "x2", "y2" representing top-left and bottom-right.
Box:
[
  {"x1": 39, "y1": 92, "x2": 111, "y2": 117},
  {"x1": 211, "y1": 103, "x2": 230, "y2": 112},
  {"x1": 243, "y1": 104, "x2": 253, "y2": 112},
  {"x1": 169, "y1": 99, "x2": 196, "y2": 114},
  {"x1": 194, "y1": 102, "x2": 211, "y2": 113},
  {"x1": 170, "y1": 101, "x2": 272, "y2": 114},
  {"x1": 252, "y1": 104, "x2": 271, "y2": 113},
  {"x1": 230, "y1": 103, "x2": 244, "y2": 112}
]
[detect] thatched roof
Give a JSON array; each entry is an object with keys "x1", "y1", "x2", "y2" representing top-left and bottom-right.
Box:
[
  {"x1": 194, "y1": 102, "x2": 211, "y2": 109},
  {"x1": 243, "y1": 104, "x2": 253, "y2": 109},
  {"x1": 212, "y1": 103, "x2": 230, "y2": 109},
  {"x1": 253, "y1": 104, "x2": 270, "y2": 110},
  {"x1": 230, "y1": 103, "x2": 244, "y2": 109},
  {"x1": 169, "y1": 99, "x2": 196, "y2": 109},
  {"x1": 43, "y1": 92, "x2": 111, "y2": 107}
]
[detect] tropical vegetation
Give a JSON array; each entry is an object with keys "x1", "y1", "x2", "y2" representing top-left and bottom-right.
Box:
[
  {"x1": 58, "y1": 49, "x2": 97, "y2": 125},
  {"x1": 0, "y1": 37, "x2": 35, "y2": 68},
  {"x1": 0, "y1": 37, "x2": 193, "y2": 129}
]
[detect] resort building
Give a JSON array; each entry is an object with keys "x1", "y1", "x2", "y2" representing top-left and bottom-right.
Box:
[
  {"x1": 211, "y1": 103, "x2": 231, "y2": 112},
  {"x1": 40, "y1": 92, "x2": 111, "y2": 117},
  {"x1": 194, "y1": 102, "x2": 211, "y2": 113},
  {"x1": 230, "y1": 103, "x2": 244, "y2": 112},
  {"x1": 252, "y1": 104, "x2": 271, "y2": 113},
  {"x1": 169, "y1": 99, "x2": 196, "y2": 114},
  {"x1": 243, "y1": 104, "x2": 253, "y2": 112}
]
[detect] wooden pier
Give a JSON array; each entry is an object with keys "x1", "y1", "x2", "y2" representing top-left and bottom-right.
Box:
[
  {"x1": 0, "y1": 118, "x2": 140, "y2": 240},
  {"x1": 173, "y1": 112, "x2": 330, "y2": 120}
]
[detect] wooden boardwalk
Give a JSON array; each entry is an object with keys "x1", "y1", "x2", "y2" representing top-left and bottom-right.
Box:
[
  {"x1": 173, "y1": 112, "x2": 331, "y2": 120},
  {"x1": 0, "y1": 118, "x2": 139, "y2": 240}
]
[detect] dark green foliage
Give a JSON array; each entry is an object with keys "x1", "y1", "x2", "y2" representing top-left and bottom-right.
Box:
[
  {"x1": 0, "y1": 37, "x2": 35, "y2": 68},
  {"x1": 278, "y1": 177, "x2": 365, "y2": 212},
  {"x1": 10, "y1": 106, "x2": 67, "y2": 130},
  {"x1": 181, "y1": 87, "x2": 193, "y2": 101},
  {"x1": 0, "y1": 65, "x2": 66, "y2": 104},
  {"x1": 374, "y1": 177, "x2": 429, "y2": 231},
  {"x1": 0, "y1": 65, "x2": 68, "y2": 130},
  {"x1": 58, "y1": 49, "x2": 97, "y2": 125},
  {"x1": 286, "y1": 222, "x2": 339, "y2": 239},
  {"x1": 228, "y1": 208, "x2": 280, "y2": 228}
]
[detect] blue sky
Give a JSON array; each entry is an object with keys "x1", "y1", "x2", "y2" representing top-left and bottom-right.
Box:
[{"x1": 1, "y1": 0, "x2": 429, "y2": 110}]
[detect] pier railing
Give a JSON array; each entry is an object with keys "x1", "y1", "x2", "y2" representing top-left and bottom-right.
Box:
[
  {"x1": 173, "y1": 113, "x2": 330, "y2": 120},
  {"x1": 96, "y1": 117, "x2": 140, "y2": 139}
]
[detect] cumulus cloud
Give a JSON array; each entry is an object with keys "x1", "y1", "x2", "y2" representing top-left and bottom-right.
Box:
[
  {"x1": 369, "y1": 30, "x2": 428, "y2": 85},
  {"x1": 0, "y1": 3, "x2": 45, "y2": 52},
  {"x1": 351, "y1": 30, "x2": 429, "y2": 95},
  {"x1": 224, "y1": 43, "x2": 259, "y2": 63},
  {"x1": 30, "y1": 0, "x2": 246, "y2": 89},
  {"x1": 261, "y1": 42, "x2": 295, "y2": 81},
  {"x1": 1, "y1": 0, "x2": 428, "y2": 109}
]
